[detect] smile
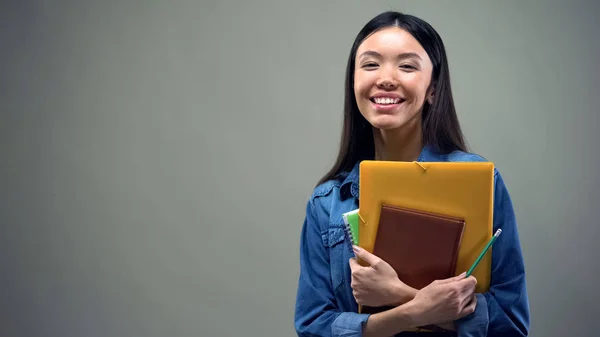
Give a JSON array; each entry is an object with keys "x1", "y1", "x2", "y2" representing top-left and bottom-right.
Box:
[
  {"x1": 370, "y1": 97, "x2": 404, "y2": 105},
  {"x1": 369, "y1": 96, "x2": 405, "y2": 112}
]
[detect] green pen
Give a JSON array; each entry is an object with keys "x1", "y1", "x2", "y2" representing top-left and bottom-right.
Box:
[{"x1": 465, "y1": 228, "x2": 502, "y2": 277}]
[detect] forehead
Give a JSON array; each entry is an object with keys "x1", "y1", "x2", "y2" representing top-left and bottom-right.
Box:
[{"x1": 356, "y1": 26, "x2": 429, "y2": 60}]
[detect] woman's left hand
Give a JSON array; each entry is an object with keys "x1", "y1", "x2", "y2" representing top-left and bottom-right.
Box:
[{"x1": 349, "y1": 245, "x2": 417, "y2": 307}]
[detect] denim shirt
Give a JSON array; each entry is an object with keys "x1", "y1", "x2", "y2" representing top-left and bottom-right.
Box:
[{"x1": 294, "y1": 145, "x2": 530, "y2": 337}]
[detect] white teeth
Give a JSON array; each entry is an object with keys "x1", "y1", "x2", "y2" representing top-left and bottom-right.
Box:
[{"x1": 374, "y1": 97, "x2": 400, "y2": 104}]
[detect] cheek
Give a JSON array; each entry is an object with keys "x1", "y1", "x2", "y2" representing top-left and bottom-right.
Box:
[
  {"x1": 402, "y1": 76, "x2": 429, "y2": 100},
  {"x1": 354, "y1": 72, "x2": 376, "y2": 97}
]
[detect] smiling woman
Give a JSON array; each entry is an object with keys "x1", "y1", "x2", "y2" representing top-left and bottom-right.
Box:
[
  {"x1": 355, "y1": 35, "x2": 432, "y2": 130},
  {"x1": 353, "y1": 26, "x2": 437, "y2": 163},
  {"x1": 294, "y1": 11, "x2": 530, "y2": 337}
]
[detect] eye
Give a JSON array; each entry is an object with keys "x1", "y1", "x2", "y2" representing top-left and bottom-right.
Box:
[
  {"x1": 361, "y1": 62, "x2": 379, "y2": 69},
  {"x1": 400, "y1": 64, "x2": 417, "y2": 71}
]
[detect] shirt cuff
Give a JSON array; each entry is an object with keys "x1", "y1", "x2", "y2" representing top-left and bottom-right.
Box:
[
  {"x1": 455, "y1": 293, "x2": 489, "y2": 337},
  {"x1": 331, "y1": 312, "x2": 371, "y2": 337}
]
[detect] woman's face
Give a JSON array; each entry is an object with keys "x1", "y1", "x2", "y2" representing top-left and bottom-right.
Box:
[{"x1": 354, "y1": 26, "x2": 434, "y2": 131}]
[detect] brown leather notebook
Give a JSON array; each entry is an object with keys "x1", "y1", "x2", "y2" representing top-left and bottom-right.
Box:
[{"x1": 361, "y1": 204, "x2": 465, "y2": 314}]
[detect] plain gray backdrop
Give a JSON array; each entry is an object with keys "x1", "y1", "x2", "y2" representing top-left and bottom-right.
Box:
[{"x1": 1, "y1": 1, "x2": 599, "y2": 336}]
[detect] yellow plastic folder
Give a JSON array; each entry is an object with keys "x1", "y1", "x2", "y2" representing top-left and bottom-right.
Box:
[{"x1": 358, "y1": 160, "x2": 495, "y2": 293}]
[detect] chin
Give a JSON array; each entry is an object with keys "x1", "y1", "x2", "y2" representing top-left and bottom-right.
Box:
[
  {"x1": 368, "y1": 116, "x2": 404, "y2": 130},
  {"x1": 371, "y1": 123, "x2": 400, "y2": 131}
]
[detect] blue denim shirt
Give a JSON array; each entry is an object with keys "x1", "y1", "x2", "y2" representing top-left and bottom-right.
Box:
[{"x1": 294, "y1": 145, "x2": 530, "y2": 337}]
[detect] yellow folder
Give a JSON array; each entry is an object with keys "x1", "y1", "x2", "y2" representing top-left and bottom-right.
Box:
[{"x1": 358, "y1": 160, "x2": 495, "y2": 293}]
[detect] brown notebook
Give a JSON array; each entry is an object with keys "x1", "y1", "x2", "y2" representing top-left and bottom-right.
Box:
[{"x1": 361, "y1": 204, "x2": 465, "y2": 314}]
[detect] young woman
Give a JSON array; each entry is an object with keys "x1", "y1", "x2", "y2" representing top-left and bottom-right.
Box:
[{"x1": 294, "y1": 11, "x2": 530, "y2": 337}]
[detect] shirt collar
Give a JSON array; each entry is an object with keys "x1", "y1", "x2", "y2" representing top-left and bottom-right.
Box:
[{"x1": 340, "y1": 144, "x2": 446, "y2": 200}]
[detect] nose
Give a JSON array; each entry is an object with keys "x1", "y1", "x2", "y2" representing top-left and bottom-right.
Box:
[{"x1": 376, "y1": 70, "x2": 399, "y2": 89}]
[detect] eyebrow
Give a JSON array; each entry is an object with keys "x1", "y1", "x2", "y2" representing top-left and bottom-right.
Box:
[{"x1": 358, "y1": 50, "x2": 422, "y2": 61}]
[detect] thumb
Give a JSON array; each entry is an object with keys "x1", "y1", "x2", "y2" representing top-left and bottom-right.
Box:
[{"x1": 352, "y1": 245, "x2": 381, "y2": 267}]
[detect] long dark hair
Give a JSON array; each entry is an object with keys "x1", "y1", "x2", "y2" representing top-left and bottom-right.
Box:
[{"x1": 317, "y1": 11, "x2": 467, "y2": 186}]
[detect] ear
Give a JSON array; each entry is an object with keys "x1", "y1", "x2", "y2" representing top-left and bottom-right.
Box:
[{"x1": 426, "y1": 84, "x2": 435, "y2": 104}]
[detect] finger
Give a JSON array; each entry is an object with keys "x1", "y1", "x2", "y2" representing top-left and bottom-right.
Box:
[
  {"x1": 352, "y1": 245, "x2": 381, "y2": 268},
  {"x1": 459, "y1": 291, "x2": 475, "y2": 309},
  {"x1": 458, "y1": 276, "x2": 477, "y2": 292},
  {"x1": 459, "y1": 294, "x2": 478, "y2": 318},
  {"x1": 348, "y1": 258, "x2": 364, "y2": 274},
  {"x1": 459, "y1": 276, "x2": 479, "y2": 302},
  {"x1": 352, "y1": 290, "x2": 360, "y2": 302},
  {"x1": 436, "y1": 272, "x2": 467, "y2": 284},
  {"x1": 457, "y1": 279, "x2": 476, "y2": 303}
]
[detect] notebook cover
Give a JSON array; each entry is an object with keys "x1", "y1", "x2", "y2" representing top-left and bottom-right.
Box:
[
  {"x1": 376, "y1": 204, "x2": 465, "y2": 288},
  {"x1": 358, "y1": 161, "x2": 495, "y2": 294},
  {"x1": 342, "y1": 209, "x2": 360, "y2": 246},
  {"x1": 361, "y1": 204, "x2": 465, "y2": 314}
]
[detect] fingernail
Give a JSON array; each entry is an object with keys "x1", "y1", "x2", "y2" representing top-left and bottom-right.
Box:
[
  {"x1": 352, "y1": 245, "x2": 361, "y2": 252},
  {"x1": 459, "y1": 272, "x2": 467, "y2": 277}
]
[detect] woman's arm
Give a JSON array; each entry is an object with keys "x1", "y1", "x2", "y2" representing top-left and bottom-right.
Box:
[
  {"x1": 362, "y1": 274, "x2": 481, "y2": 337},
  {"x1": 294, "y1": 198, "x2": 370, "y2": 337},
  {"x1": 454, "y1": 171, "x2": 531, "y2": 337},
  {"x1": 361, "y1": 303, "x2": 421, "y2": 337}
]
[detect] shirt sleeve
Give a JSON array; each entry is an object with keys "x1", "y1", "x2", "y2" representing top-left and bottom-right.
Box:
[
  {"x1": 455, "y1": 171, "x2": 531, "y2": 337},
  {"x1": 294, "y1": 198, "x2": 370, "y2": 337}
]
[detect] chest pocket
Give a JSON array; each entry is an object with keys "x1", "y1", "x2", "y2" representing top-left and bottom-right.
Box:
[{"x1": 321, "y1": 226, "x2": 351, "y2": 291}]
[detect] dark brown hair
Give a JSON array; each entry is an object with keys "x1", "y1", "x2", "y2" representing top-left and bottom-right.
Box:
[{"x1": 317, "y1": 11, "x2": 468, "y2": 186}]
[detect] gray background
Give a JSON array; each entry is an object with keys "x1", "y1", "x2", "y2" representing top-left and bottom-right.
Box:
[{"x1": 1, "y1": 1, "x2": 599, "y2": 336}]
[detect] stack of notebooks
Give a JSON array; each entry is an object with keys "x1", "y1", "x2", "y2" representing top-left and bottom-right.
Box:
[{"x1": 343, "y1": 160, "x2": 495, "y2": 315}]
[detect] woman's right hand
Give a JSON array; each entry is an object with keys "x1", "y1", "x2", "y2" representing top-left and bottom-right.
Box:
[{"x1": 407, "y1": 272, "x2": 478, "y2": 327}]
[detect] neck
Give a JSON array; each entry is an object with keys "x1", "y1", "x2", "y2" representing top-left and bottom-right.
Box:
[{"x1": 373, "y1": 123, "x2": 423, "y2": 162}]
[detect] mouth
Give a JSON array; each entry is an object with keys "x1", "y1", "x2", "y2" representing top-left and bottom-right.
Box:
[{"x1": 369, "y1": 96, "x2": 405, "y2": 109}]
